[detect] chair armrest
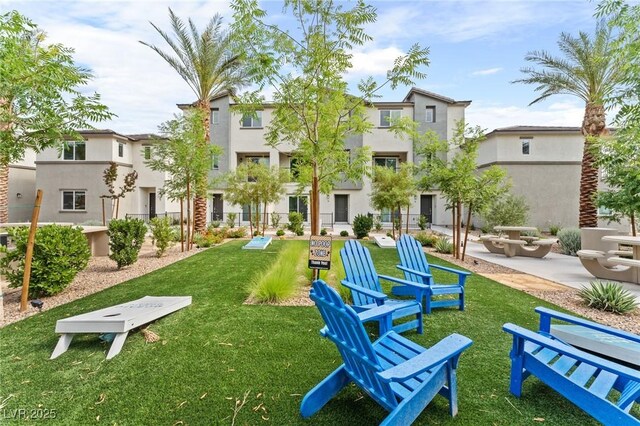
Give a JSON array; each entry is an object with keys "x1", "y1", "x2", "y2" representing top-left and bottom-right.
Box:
[
  {"x1": 341, "y1": 280, "x2": 387, "y2": 301},
  {"x1": 429, "y1": 263, "x2": 471, "y2": 277},
  {"x1": 378, "y1": 274, "x2": 429, "y2": 291},
  {"x1": 396, "y1": 264, "x2": 433, "y2": 281},
  {"x1": 378, "y1": 333, "x2": 473, "y2": 382},
  {"x1": 357, "y1": 304, "x2": 399, "y2": 323},
  {"x1": 535, "y1": 306, "x2": 640, "y2": 344},
  {"x1": 503, "y1": 323, "x2": 640, "y2": 382}
]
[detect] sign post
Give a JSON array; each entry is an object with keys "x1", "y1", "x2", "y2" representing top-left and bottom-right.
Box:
[{"x1": 309, "y1": 235, "x2": 332, "y2": 272}]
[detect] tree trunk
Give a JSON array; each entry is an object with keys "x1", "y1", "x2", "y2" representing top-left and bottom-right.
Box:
[
  {"x1": 191, "y1": 198, "x2": 196, "y2": 250},
  {"x1": 461, "y1": 204, "x2": 472, "y2": 261},
  {"x1": 631, "y1": 212, "x2": 637, "y2": 237},
  {"x1": 397, "y1": 203, "x2": 402, "y2": 237},
  {"x1": 579, "y1": 103, "x2": 607, "y2": 228},
  {"x1": 391, "y1": 207, "x2": 396, "y2": 240},
  {"x1": 0, "y1": 163, "x2": 9, "y2": 223},
  {"x1": 456, "y1": 201, "x2": 463, "y2": 259},
  {"x1": 263, "y1": 201, "x2": 267, "y2": 237},
  {"x1": 186, "y1": 182, "x2": 191, "y2": 252},
  {"x1": 194, "y1": 102, "x2": 211, "y2": 233},
  {"x1": 451, "y1": 207, "x2": 456, "y2": 256},
  {"x1": 405, "y1": 204, "x2": 410, "y2": 234},
  {"x1": 311, "y1": 168, "x2": 320, "y2": 235},
  {"x1": 180, "y1": 197, "x2": 184, "y2": 252},
  {"x1": 248, "y1": 206, "x2": 253, "y2": 236}
]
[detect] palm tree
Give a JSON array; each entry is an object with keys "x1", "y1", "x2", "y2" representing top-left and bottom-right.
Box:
[
  {"x1": 514, "y1": 23, "x2": 624, "y2": 228},
  {"x1": 141, "y1": 9, "x2": 246, "y2": 232}
]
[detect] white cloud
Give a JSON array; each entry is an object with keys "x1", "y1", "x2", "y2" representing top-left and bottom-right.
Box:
[
  {"x1": 466, "y1": 100, "x2": 585, "y2": 131},
  {"x1": 348, "y1": 46, "x2": 406, "y2": 78},
  {"x1": 471, "y1": 67, "x2": 503, "y2": 76}
]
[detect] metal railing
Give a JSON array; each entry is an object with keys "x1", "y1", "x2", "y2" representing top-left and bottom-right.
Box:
[
  {"x1": 125, "y1": 212, "x2": 181, "y2": 224},
  {"x1": 209, "y1": 211, "x2": 334, "y2": 230},
  {"x1": 369, "y1": 213, "x2": 431, "y2": 230}
]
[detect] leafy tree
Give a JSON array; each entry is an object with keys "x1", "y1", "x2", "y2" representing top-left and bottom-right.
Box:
[
  {"x1": 230, "y1": 0, "x2": 429, "y2": 235},
  {"x1": 0, "y1": 11, "x2": 113, "y2": 223},
  {"x1": 101, "y1": 161, "x2": 138, "y2": 219},
  {"x1": 369, "y1": 163, "x2": 416, "y2": 239},
  {"x1": 141, "y1": 9, "x2": 247, "y2": 233},
  {"x1": 513, "y1": 23, "x2": 625, "y2": 228}
]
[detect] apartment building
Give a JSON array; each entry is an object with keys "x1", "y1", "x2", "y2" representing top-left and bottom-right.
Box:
[
  {"x1": 205, "y1": 87, "x2": 471, "y2": 227},
  {"x1": 6, "y1": 150, "x2": 37, "y2": 222},
  {"x1": 476, "y1": 126, "x2": 627, "y2": 231},
  {"x1": 35, "y1": 130, "x2": 179, "y2": 223}
]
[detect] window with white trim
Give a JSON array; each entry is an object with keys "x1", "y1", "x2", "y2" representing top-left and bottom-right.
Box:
[
  {"x1": 374, "y1": 157, "x2": 398, "y2": 171},
  {"x1": 144, "y1": 145, "x2": 151, "y2": 160},
  {"x1": 212, "y1": 109, "x2": 220, "y2": 125},
  {"x1": 289, "y1": 196, "x2": 308, "y2": 221},
  {"x1": 425, "y1": 106, "x2": 436, "y2": 123},
  {"x1": 63, "y1": 142, "x2": 86, "y2": 160},
  {"x1": 241, "y1": 111, "x2": 262, "y2": 128},
  {"x1": 61, "y1": 190, "x2": 86, "y2": 211},
  {"x1": 118, "y1": 142, "x2": 124, "y2": 157},
  {"x1": 379, "y1": 109, "x2": 401, "y2": 127}
]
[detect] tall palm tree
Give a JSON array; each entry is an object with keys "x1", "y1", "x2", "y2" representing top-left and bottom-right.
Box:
[
  {"x1": 514, "y1": 23, "x2": 624, "y2": 228},
  {"x1": 141, "y1": 9, "x2": 246, "y2": 232}
]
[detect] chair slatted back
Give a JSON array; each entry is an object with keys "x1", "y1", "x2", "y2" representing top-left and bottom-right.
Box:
[
  {"x1": 397, "y1": 234, "x2": 432, "y2": 284},
  {"x1": 340, "y1": 240, "x2": 382, "y2": 307},
  {"x1": 310, "y1": 280, "x2": 398, "y2": 408}
]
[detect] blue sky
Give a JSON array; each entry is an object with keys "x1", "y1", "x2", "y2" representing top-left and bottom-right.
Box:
[{"x1": 1, "y1": 0, "x2": 604, "y2": 133}]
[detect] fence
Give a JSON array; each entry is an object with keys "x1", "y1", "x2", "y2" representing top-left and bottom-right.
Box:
[
  {"x1": 125, "y1": 212, "x2": 181, "y2": 224},
  {"x1": 369, "y1": 213, "x2": 431, "y2": 230},
  {"x1": 210, "y1": 211, "x2": 334, "y2": 230}
]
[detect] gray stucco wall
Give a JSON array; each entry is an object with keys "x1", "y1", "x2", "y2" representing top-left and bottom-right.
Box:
[
  {"x1": 210, "y1": 97, "x2": 230, "y2": 185},
  {"x1": 8, "y1": 166, "x2": 36, "y2": 222}
]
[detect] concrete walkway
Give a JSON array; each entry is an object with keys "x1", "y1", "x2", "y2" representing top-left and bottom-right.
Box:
[{"x1": 431, "y1": 225, "x2": 640, "y2": 302}]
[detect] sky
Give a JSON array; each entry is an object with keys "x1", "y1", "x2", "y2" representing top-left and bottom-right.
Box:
[{"x1": 2, "y1": 0, "x2": 606, "y2": 134}]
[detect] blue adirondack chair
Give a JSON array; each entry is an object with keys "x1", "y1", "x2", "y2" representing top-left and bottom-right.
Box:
[
  {"x1": 301, "y1": 280, "x2": 473, "y2": 426},
  {"x1": 504, "y1": 307, "x2": 640, "y2": 425},
  {"x1": 340, "y1": 240, "x2": 425, "y2": 335},
  {"x1": 395, "y1": 234, "x2": 470, "y2": 314}
]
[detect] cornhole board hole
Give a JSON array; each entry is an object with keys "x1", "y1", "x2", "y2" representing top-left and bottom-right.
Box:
[
  {"x1": 242, "y1": 236, "x2": 273, "y2": 250},
  {"x1": 374, "y1": 236, "x2": 396, "y2": 249},
  {"x1": 551, "y1": 324, "x2": 640, "y2": 368},
  {"x1": 51, "y1": 296, "x2": 192, "y2": 360}
]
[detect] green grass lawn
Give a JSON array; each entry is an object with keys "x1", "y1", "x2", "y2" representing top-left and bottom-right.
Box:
[{"x1": 0, "y1": 241, "x2": 600, "y2": 425}]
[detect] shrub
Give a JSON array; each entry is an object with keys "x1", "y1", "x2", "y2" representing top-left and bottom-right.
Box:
[
  {"x1": 417, "y1": 215, "x2": 428, "y2": 230},
  {"x1": 226, "y1": 213, "x2": 237, "y2": 228},
  {"x1": 211, "y1": 220, "x2": 221, "y2": 228},
  {"x1": 169, "y1": 225, "x2": 182, "y2": 242},
  {"x1": 253, "y1": 230, "x2": 259, "y2": 237},
  {"x1": 149, "y1": 216, "x2": 174, "y2": 257},
  {"x1": 482, "y1": 193, "x2": 529, "y2": 230},
  {"x1": 0, "y1": 225, "x2": 90, "y2": 298},
  {"x1": 557, "y1": 227, "x2": 581, "y2": 256},
  {"x1": 374, "y1": 216, "x2": 383, "y2": 232},
  {"x1": 193, "y1": 232, "x2": 224, "y2": 248},
  {"x1": 434, "y1": 236, "x2": 453, "y2": 254},
  {"x1": 414, "y1": 231, "x2": 438, "y2": 247},
  {"x1": 549, "y1": 223, "x2": 562, "y2": 236},
  {"x1": 226, "y1": 227, "x2": 247, "y2": 238},
  {"x1": 249, "y1": 242, "x2": 304, "y2": 302},
  {"x1": 108, "y1": 218, "x2": 147, "y2": 269},
  {"x1": 340, "y1": 230, "x2": 349, "y2": 237},
  {"x1": 287, "y1": 212, "x2": 304, "y2": 235},
  {"x1": 276, "y1": 229, "x2": 285, "y2": 237},
  {"x1": 578, "y1": 281, "x2": 638, "y2": 314},
  {"x1": 270, "y1": 213, "x2": 281, "y2": 229},
  {"x1": 352, "y1": 214, "x2": 373, "y2": 239},
  {"x1": 320, "y1": 228, "x2": 327, "y2": 236}
]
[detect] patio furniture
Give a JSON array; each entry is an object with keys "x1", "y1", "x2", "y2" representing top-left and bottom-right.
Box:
[
  {"x1": 394, "y1": 234, "x2": 470, "y2": 314},
  {"x1": 242, "y1": 236, "x2": 273, "y2": 250},
  {"x1": 480, "y1": 226, "x2": 556, "y2": 258},
  {"x1": 301, "y1": 280, "x2": 473, "y2": 425},
  {"x1": 340, "y1": 240, "x2": 424, "y2": 335},
  {"x1": 503, "y1": 307, "x2": 640, "y2": 425},
  {"x1": 577, "y1": 235, "x2": 640, "y2": 284}
]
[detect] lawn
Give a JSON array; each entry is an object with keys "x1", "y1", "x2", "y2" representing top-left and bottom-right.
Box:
[{"x1": 0, "y1": 240, "x2": 600, "y2": 425}]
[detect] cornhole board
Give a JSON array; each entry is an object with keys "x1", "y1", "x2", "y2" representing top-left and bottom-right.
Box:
[
  {"x1": 51, "y1": 296, "x2": 192, "y2": 360},
  {"x1": 374, "y1": 235, "x2": 396, "y2": 249},
  {"x1": 242, "y1": 236, "x2": 273, "y2": 250},
  {"x1": 551, "y1": 324, "x2": 640, "y2": 368}
]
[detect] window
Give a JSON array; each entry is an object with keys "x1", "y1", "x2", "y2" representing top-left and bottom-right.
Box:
[
  {"x1": 212, "y1": 109, "x2": 220, "y2": 125},
  {"x1": 425, "y1": 106, "x2": 436, "y2": 123},
  {"x1": 241, "y1": 111, "x2": 262, "y2": 128},
  {"x1": 242, "y1": 204, "x2": 260, "y2": 222},
  {"x1": 521, "y1": 138, "x2": 531, "y2": 155},
  {"x1": 63, "y1": 142, "x2": 86, "y2": 160},
  {"x1": 61, "y1": 190, "x2": 85, "y2": 211},
  {"x1": 290, "y1": 158, "x2": 299, "y2": 179},
  {"x1": 379, "y1": 109, "x2": 401, "y2": 127},
  {"x1": 374, "y1": 157, "x2": 398, "y2": 171},
  {"x1": 212, "y1": 154, "x2": 220, "y2": 170},
  {"x1": 144, "y1": 146, "x2": 151, "y2": 160},
  {"x1": 289, "y1": 196, "x2": 308, "y2": 221},
  {"x1": 118, "y1": 142, "x2": 124, "y2": 157},
  {"x1": 246, "y1": 156, "x2": 269, "y2": 166},
  {"x1": 597, "y1": 205, "x2": 613, "y2": 217}
]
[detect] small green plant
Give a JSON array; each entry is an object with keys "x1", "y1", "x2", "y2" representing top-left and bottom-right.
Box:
[
  {"x1": 287, "y1": 212, "x2": 304, "y2": 235},
  {"x1": 211, "y1": 220, "x2": 221, "y2": 228},
  {"x1": 374, "y1": 216, "x2": 383, "y2": 232},
  {"x1": 340, "y1": 230, "x2": 349, "y2": 237},
  {"x1": 226, "y1": 227, "x2": 247, "y2": 238},
  {"x1": 149, "y1": 216, "x2": 174, "y2": 257},
  {"x1": 434, "y1": 236, "x2": 453, "y2": 254},
  {"x1": 226, "y1": 213, "x2": 237, "y2": 228},
  {"x1": 557, "y1": 227, "x2": 581, "y2": 256},
  {"x1": 108, "y1": 218, "x2": 147, "y2": 269},
  {"x1": 549, "y1": 223, "x2": 562, "y2": 236},
  {"x1": 386, "y1": 232, "x2": 392, "y2": 238},
  {"x1": 417, "y1": 215, "x2": 428, "y2": 230},
  {"x1": 276, "y1": 229, "x2": 285, "y2": 237},
  {"x1": 320, "y1": 228, "x2": 327, "y2": 236},
  {"x1": 393, "y1": 217, "x2": 401, "y2": 232},
  {"x1": 578, "y1": 281, "x2": 638, "y2": 314},
  {"x1": 414, "y1": 231, "x2": 438, "y2": 247},
  {"x1": 352, "y1": 214, "x2": 373, "y2": 238},
  {"x1": 270, "y1": 212, "x2": 281, "y2": 229},
  {"x1": 1, "y1": 225, "x2": 90, "y2": 297},
  {"x1": 193, "y1": 232, "x2": 224, "y2": 248},
  {"x1": 249, "y1": 242, "x2": 304, "y2": 302}
]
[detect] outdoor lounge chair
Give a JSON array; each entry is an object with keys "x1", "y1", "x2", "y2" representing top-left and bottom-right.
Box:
[
  {"x1": 301, "y1": 279, "x2": 473, "y2": 426},
  {"x1": 395, "y1": 234, "x2": 470, "y2": 314},
  {"x1": 340, "y1": 240, "x2": 425, "y2": 335}
]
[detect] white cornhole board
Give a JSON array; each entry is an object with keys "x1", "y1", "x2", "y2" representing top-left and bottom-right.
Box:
[
  {"x1": 551, "y1": 324, "x2": 640, "y2": 368},
  {"x1": 51, "y1": 296, "x2": 192, "y2": 360},
  {"x1": 242, "y1": 236, "x2": 273, "y2": 250},
  {"x1": 374, "y1": 236, "x2": 396, "y2": 249}
]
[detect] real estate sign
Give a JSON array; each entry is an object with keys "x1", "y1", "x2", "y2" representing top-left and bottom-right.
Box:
[{"x1": 308, "y1": 235, "x2": 332, "y2": 270}]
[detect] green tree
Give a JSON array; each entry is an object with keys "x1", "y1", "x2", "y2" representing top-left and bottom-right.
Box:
[
  {"x1": 369, "y1": 163, "x2": 416, "y2": 239},
  {"x1": 145, "y1": 110, "x2": 217, "y2": 249},
  {"x1": 0, "y1": 11, "x2": 113, "y2": 223},
  {"x1": 101, "y1": 161, "x2": 138, "y2": 219},
  {"x1": 513, "y1": 23, "x2": 625, "y2": 228},
  {"x1": 141, "y1": 9, "x2": 247, "y2": 233},
  {"x1": 230, "y1": 0, "x2": 429, "y2": 235}
]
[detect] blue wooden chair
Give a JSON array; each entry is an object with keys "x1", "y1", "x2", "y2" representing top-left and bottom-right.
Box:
[
  {"x1": 504, "y1": 307, "x2": 640, "y2": 425},
  {"x1": 395, "y1": 234, "x2": 470, "y2": 314},
  {"x1": 340, "y1": 240, "x2": 425, "y2": 335},
  {"x1": 301, "y1": 280, "x2": 473, "y2": 425}
]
